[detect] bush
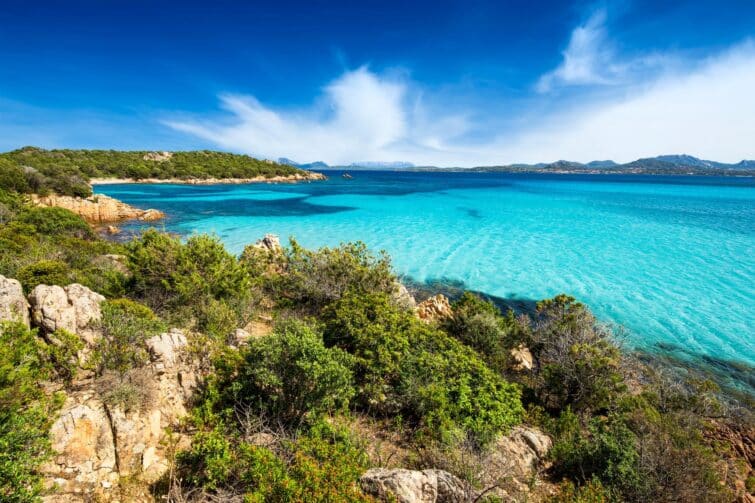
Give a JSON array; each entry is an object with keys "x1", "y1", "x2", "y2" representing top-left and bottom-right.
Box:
[
  {"x1": 45, "y1": 328, "x2": 84, "y2": 383},
  {"x1": 17, "y1": 206, "x2": 92, "y2": 238},
  {"x1": 321, "y1": 291, "x2": 523, "y2": 446},
  {"x1": 531, "y1": 295, "x2": 625, "y2": 412},
  {"x1": 17, "y1": 260, "x2": 71, "y2": 292},
  {"x1": 0, "y1": 322, "x2": 62, "y2": 502},
  {"x1": 322, "y1": 292, "x2": 411, "y2": 412},
  {"x1": 233, "y1": 320, "x2": 355, "y2": 425},
  {"x1": 127, "y1": 230, "x2": 250, "y2": 312},
  {"x1": 444, "y1": 292, "x2": 517, "y2": 371},
  {"x1": 176, "y1": 420, "x2": 373, "y2": 501},
  {"x1": 274, "y1": 240, "x2": 396, "y2": 312},
  {"x1": 399, "y1": 327, "x2": 524, "y2": 446},
  {"x1": 92, "y1": 299, "x2": 165, "y2": 375}
]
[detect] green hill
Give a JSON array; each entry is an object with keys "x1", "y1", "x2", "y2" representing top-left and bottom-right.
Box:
[{"x1": 0, "y1": 147, "x2": 305, "y2": 197}]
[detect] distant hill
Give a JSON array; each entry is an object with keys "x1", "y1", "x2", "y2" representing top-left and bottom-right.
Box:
[
  {"x1": 467, "y1": 154, "x2": 755, "y2": 175},
  {"x1": 278, "y1": 157, "x2": 330, "y2": 170},
  {"x1": 0, "y1": 147, "x2": 307, "y2": 197}
]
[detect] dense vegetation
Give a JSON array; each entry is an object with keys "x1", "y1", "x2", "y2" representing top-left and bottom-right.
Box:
[
  {"x1": 0, "y1": 147, "x2": 304, "y2": 197},
  {"x1": 0, "y1": 183, "x2": 752, "y2": 501}
]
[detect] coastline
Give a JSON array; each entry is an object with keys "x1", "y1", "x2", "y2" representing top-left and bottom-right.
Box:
[{"x1": 89, "y1": 171, "x2": 327, "y2": 185}]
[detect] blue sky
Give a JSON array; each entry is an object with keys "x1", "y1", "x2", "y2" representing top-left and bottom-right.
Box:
[{"x1": 1, "y1": 0, "x2": 754, "y2": 165}]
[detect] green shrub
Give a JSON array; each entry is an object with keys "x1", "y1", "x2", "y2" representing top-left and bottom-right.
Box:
[
  {"x1": 17, "y1": 206, "x2": 92, "y2": 238},
  {"x1": 127, "y1": 230, "x2": 250, "y2": 312},
  {"x1": 45, "y1": 328, "x2": 84, "y2": 383},
  {"x1": 531, "y1": 295, "x2": 625, "y2": 412},
  {"x1": 444, "y1": 292, "x2": 516, "y2": 371},
  {"x1": 92, "y1": 299, "x2": 166, "y2": 375},
  {"x1": 176, "y1": 420, "x2": 373, "y2": 501},
  {"x1": 321, "y1": 290, "x2": 523, "y2": 446},
  {"x1": 0, "y1": 322, "x2": 62, "y2": 502},
  {"x1": 322, "y1": 292, "x2": 411, "y2": 412},
  {"x1": 17, "y1": 260, "x2": 71, "y2": 292},
  {"x1": 399, "y1": 326, "x2": 524, "y2": 446},
  {"x1": 275, "y1": 240, "x2": 396, "y2": 312},
  {"x1": 233, "y1": 320, "x2": 355, "y2": 425}
]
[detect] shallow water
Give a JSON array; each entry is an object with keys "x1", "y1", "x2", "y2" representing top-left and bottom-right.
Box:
[{"x1": 96, "y1": 172, "x2": 755, "y2": 374}]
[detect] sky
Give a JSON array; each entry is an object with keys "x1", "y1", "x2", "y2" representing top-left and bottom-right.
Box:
[{"x1": 1, "y1": 0, "x2": 754, "y2": 166}]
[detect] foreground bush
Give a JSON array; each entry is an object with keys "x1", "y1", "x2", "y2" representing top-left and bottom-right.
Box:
[
  {"x1": 175, "y1": 419, "x2": 373, "y2": 502},
  {"x1": 0, "y1": 322, "x2": 63, "y2": 502},
  {"x1": 232, "y1": 320, "x2": 355, "y2": 425},
  {"x1": 322, "y1": 291, "x2": 524, "y2": 446},
  {"x1": 272, "y1": 240, "x2": 396, "y2": 312}
]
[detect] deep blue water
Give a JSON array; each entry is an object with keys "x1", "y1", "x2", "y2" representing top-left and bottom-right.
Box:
[{"x1": 96, "y1": 172, "x2": 755, "y2": 382}]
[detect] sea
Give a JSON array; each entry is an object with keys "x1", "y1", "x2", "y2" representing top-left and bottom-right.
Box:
[{"x1": 95, "y1": 171, "x2": 755, "y2": 390}]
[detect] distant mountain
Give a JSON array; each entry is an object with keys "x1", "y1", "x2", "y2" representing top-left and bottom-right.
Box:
[
  {"x1": 278, "y1": 157, "x2": 329, "y2": 170},
  {"x1": 467, "y1": 154, "x2": 755, "y2": 175},
  {"x1": 586, "y1": 160, "x2": 619, "y2": 168},
  {"x1": 348, "y1": 161, "x2": 415, "y2": 169}
]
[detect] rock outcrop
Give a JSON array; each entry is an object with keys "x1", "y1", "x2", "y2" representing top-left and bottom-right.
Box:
[
  {"x1": 0, "y1": 275, "x2": 30, "y2": 327},
  {"x1": 142, "y1": 151, "x2": 173, "y2": 162},
  {"x1": 29, "y1": 283, "x2": 105, "y2": 347},
  {"x1": 252, "y1": 233, "x2": 283, "y2": 253},
  {"x1": 510, "y1": 344, "x2": 534, "y2": 371},
  {"x1": 42, "y1": 328, "x2": 198, "y2": 501},
  {"x1": 481, "y1": 426, "x2": 553, "y2": 498},
  {"x1": 393, "y1": 282, "x2": 417, "y2": 309},
  {"x1": 360, "y1": 468, "x2": 471, "y2": 503},
  {"x1": 31, "y1": 194, "x2": 164, "y2": 224},
  {"x1": 416, "y1": 294, "x2": 453, "y2": 323}
]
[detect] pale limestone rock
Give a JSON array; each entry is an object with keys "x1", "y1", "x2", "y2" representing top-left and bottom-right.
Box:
[
  {"x1": 233, "y1": 328, "x2": 252, "y2": 346},
  {"x1": 146, "y1": 328, "x2": 187, "y2": 369},
  {"x1": 29, "y1": 283, "x2": 105, "y2": 346},
  {"x1": 416, "y1": 294, "x2": 453, "y2": 323},
  {"x1": 0, "y1": 275, "x2": 30, "y2": 327},
  {"x1": 43, "y1": 394, "x2": 118, "y2": 497},
  {"x1": 360, "y1": 468, "x2": 471, "y2": 503},
  {"x1": 142, "y1": 151, "x2": 173, "y2": 162},
  {"x1": 252, "y1": 233, "x2": 282, "y2": 252},
  {"x1": 510, "y1": 344, "x2": 534, "y2": 371},
  {"x1": 393, "y1": 282, "x2": 417, "y2": 309}
]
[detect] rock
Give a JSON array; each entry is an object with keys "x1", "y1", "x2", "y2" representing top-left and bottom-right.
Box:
[
  {"x1": 252, "y1": 233, "x2": 282, "y2": 253},
  {"x1": 510, "y1": 345, "x2": 534, "y2": 371},
  {"x1": 29, "y1": 283, "x2": 105, "y2": 346},
  {"x1": 142, "y1": 151, "x2": 173, "y2": 162},
  {"x1": 232, "y1": 328, "x2": 252, "y2": 346},
  {"x1": 43, "y1": 394, "x2": 119, "y2": 497},
  {"x1": 43, "y1": 330, "x2": 200, "y2": 497},
  {"x1": 146, "y1": 328, "x2": 187, "y2": 370},
  {"x1": 106, "y1": 225, "x2": 120, "y2": 235},
  {"x1": 393, "y1": 282, "x2": 417, "y2": 309},
  {"x1": 0, "y1": 275, "x2": 30, "y2": 327},
  {"x1": 31, "y1": 193, "x2": 164, "y2": 224},
  {"x1": 481, "y1": 426, "x2": 552, "y2": 495},
  {"x1": 360, "y1": 468, "x2": 471, "y2": 502},
  {"x1": 416, "y1": 294, "x2": 453, "y2": 323}
]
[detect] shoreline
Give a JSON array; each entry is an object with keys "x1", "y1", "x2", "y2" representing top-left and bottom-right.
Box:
[{"x1": 89, "y1": 172, "x2": 326, "y2": 185}]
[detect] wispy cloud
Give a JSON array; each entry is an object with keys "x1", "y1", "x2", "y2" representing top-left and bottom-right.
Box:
[
  {"x1": 166, "y1": 29, "x2": 755, "y2": 166},
  {"x1": 166, "y1": 67, "x2": 471, "y2": 165},
  {"x1": 535, "y1": 8, "x2": 671, "y2": 93}
]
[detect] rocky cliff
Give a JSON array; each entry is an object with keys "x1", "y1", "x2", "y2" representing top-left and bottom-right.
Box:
[{"x1": 31, "y1": 194, "x2": 164, "y2": 224}]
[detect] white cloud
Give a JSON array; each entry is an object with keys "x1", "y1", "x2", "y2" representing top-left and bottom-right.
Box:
[
  {"x1": 166, "y1": 42, "x2": 755, "y2": 166},
  {"x1": 166, "y1": 67, "x2": 470, "y2": 165}
]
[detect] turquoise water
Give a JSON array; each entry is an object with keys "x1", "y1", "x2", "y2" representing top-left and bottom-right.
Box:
[{"x1": 96, "y1": 172, "x2": 755, "y2": 375}]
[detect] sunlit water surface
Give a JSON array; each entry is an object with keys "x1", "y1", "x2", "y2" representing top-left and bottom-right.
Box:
[{"x1": 96, "y1": 172, "x2": 755, "y2": 383}]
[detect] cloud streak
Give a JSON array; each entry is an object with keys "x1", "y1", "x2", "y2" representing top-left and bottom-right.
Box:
[{"x1": 166, "y1": 27, "x2": 755, "y2": 166}]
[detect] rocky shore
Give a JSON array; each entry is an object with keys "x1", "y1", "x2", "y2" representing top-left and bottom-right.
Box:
[
  {"x1": 30, "y1": 194, "x2": 165, "y2": 224},
  {"x1": 89, "y1": 171, "x2": 326, "y2": 185}
]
